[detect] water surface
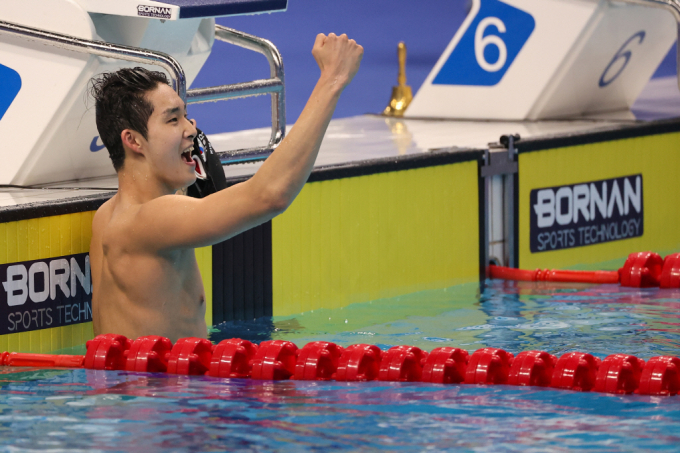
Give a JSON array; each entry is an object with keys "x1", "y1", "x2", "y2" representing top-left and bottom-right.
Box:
[{"x1": 2, "y1": 280, "x2": 680, "y2": 452}]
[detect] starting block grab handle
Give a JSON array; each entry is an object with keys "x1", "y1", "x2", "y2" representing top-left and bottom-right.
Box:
[
  {"x1": 0, "y1": 20, "x2": 285, "y2": 166},
  {"x1": 188, "y1": 25, "x2": 286, "y2": 165},
  {"x1": 617, "y1": 0, "x2": 680, "y2": 91},
  {"x1": 0, "y1": 20, "x2": 188, "y2": 100}
]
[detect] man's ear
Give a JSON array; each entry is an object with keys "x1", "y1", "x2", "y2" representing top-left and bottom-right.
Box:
[{"x1": 121, "y1": 129, "x2": 144, "y2": 155}]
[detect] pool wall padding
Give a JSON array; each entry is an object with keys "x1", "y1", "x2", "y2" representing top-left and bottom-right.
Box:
[
  {"x1": 0, "y1": 211, "x2": 95, "y2": 354},
  {"x1": 518, "y1": 121, "x2": 680, "y2": 270},
  {"x1": 271, "y1": 160, "x2": 481, "y2": 316},
  {"x1": 210, "y1": 149, "x2": 486, "y2": 323}
]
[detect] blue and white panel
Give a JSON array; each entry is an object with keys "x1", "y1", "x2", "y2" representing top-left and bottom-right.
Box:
[
  {"x1": 406, "y1": 0, "x2": 677, "y2": 120},
  {"x1": 0, "y1": 0, "x2": 222, "y2": 185}
]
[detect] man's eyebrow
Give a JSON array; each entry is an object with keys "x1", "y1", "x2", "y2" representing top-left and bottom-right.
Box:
[{"x1": 162, "y1": 105, "x2": 187, "y2": 116}]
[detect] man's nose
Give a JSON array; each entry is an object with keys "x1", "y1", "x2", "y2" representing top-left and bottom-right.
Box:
[{"x1": 187, "y1": 118, "x2": 197, "y2": 140}]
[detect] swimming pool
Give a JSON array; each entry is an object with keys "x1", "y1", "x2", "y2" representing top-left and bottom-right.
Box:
[{"x1": 1, "y1": 279, "x2": 679, "y2": 451}]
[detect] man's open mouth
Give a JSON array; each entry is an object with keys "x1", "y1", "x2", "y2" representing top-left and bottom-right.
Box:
[{"x1": 181, "y1": 148, "x2": 193, "y2": 164}]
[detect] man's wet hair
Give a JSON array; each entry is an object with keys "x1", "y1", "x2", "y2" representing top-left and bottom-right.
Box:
[{"x1": 89, "y1": 67, "x2": 170, "y2": 171}]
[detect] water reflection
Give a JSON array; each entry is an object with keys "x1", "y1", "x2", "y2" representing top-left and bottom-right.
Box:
[
  {"x1": 209, "y1": 280, "x2": 680, "y2": 358},
  {"x1": 476, "y1": 282, "x2": 526, "y2": 353},
  {"x1": 1, "y1": 368, "x2": 680, "y2": 451}
]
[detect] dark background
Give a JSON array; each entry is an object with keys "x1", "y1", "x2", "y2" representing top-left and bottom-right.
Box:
[{"x1": 187, "y1": 0, "x2": 678, "y2": 135}]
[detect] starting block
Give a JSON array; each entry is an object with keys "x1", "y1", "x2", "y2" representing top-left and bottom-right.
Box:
[
  {"x1": 0, "y1": 0, "x2": 287, "y2": 185},
  {"x1": 407, "y1": 0, "x2": 678, "y2": 120}
]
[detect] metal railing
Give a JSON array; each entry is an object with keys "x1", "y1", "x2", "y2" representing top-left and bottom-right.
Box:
[
  {"x1": 189, "y1": 25, "x2": 285, "y2": 163},
  {"x1": 0, "y1": 20, "x2": 285, "y2": 165},
  {"x1": 615, "y1": 0, "x2": 680, "y2": 90}
]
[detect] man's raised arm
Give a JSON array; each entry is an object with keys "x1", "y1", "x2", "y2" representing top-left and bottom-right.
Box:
[
  {"x1": 246, "y1": 33, "x2": 363, "y2": 214},
  {"x1": 136, "y1": 33, "x2": 363, "y2": 251}
]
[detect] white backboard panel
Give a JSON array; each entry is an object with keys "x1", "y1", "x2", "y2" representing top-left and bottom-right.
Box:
[{"x1": 406, "y1": 0, "x2": 677, "y2": 120}]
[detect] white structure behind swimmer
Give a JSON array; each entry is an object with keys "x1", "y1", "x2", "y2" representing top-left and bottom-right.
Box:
[
  {"x1": 407, "y1": 0, "x2": 679, "y2": 120},
  {"x1": 0, "y1": 0, "x2": 287, "y2": 185}
]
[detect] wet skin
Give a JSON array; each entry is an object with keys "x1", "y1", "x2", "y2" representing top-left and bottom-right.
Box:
[{"x1": 90, "y1": 33, "x2": 363, "y2": 342}]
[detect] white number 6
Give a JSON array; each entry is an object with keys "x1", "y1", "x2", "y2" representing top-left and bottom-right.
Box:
[{"x1": 475, "y1": 17, "x2": 508, "y2": 73}]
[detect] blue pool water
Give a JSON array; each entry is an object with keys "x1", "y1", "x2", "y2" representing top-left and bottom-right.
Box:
[{"x1": 2, "y1": 280, "x2": 680, "y2": 451}]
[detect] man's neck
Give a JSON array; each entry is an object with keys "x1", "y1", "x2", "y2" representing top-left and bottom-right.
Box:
[{"x1": 116, "y1": 163, "x2": 177, "y2": 205}]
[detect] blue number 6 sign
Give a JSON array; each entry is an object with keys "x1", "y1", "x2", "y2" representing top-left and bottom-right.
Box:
[
  {"x1": 599, "y1": 31, "x2": 646, "y2": 88},
  {"x1": 433, "y1": 0, "x2": 535, "y2": 87}
]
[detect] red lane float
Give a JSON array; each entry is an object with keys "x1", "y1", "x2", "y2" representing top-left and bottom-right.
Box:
[
  {"x1": 251, "y1": 340, "x2": 298, "y2": 380},
  {"x1": 294, "y1": 341, "x2": 344, "y2": 381},
  {"x1": 421, "y1": 347, "x2": 469, "y2": 384},
  {"x1": 489, "y1": 266, "x2": 536, "y2": 282},
  {"x1": 551, "y1": 352, "x2": 600, "y2": 392},
  {"x1": 378, "y1": 345, "x2": 428, "y2": 382},
  {"x1": 167, "y1": 337, "x2": 213, "y2": 375},
  {"x1": 638, "y1": 356, "x2": 680, "y2": 396},
  {"x1": 84, "y1": 333, "x2": 131, "y2": 370},
  {"x1": 594, "y1": 354, "x2": 645, "y2": 395},
  {"x1": 125, "y1": 335, "x2": 172, "y2": 373},
  {"x1": 2, "y1": 352, "x2": 84, "y2": 368},
  {"x1": 209, "y1": 338, "x2": 258, "y2": 379},
  {"x1": 620, "y1": 252, "x2": 663, "y2": 288},
  {"x1": 540, "y1": 269, "x2": 620, "y2": 284},
  {"x1": 465, "y1": 348, "x2": 513, "y2": 385},
  {"x1": 489, "y1": 266, "x2": 619, "y2": 284},
  {"x1": 3, "y1": 334, "x2": 680, "y2": 397},
  {"x1": 335, "y1": 344, "x2": 382, "y2": 382},
  {"x1": 660, "y1": 253, "x2": 680, "y2": 289},
  {"x1": 489, "y1": 251, "x2": 675, "y2": 288},
  {"x1": 508, "y1": 351, "x2": 557, "y2": 387}
]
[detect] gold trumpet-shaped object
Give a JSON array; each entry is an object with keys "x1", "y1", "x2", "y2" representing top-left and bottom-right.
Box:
[{"x1": 383, "y1": 42, "x2": 413, "y2": 117}]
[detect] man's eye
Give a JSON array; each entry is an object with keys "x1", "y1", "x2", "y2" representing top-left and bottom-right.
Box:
[{"x1": 168, "y1": 118, "x2": 178, "y2": 123}]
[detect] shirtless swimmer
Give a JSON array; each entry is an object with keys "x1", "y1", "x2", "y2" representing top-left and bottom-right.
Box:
[{"x1": 89, "y1": 33, "x2": 363, "y2": 342}]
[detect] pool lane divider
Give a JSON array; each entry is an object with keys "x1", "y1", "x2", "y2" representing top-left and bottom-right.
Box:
[
  {"x1": 1, "y1": 335, "x2": 679, "y2": 396},
  {"x1": 490, "y1": 251, "x2": 680, "y2": 288}
]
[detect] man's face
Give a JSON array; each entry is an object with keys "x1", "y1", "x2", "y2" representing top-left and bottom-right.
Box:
[{"x1": 141, "y1": 83, "x2": 198, "y2": 190}]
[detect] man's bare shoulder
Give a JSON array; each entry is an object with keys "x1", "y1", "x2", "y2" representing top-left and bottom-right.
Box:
[
  {"x1": 95, "y1": 193, "x2": 203, "y2": 252},
  {"x1": 93, "y1": 196, "x2": 115, "y2": 229},
  {"x1": 92, "y1": 195, "x2": 141, "y2": 249}
]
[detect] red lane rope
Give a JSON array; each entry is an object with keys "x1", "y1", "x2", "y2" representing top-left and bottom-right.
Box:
[
  {"x1": 2, "y1": 252, "x2": 679, "y2": 395},
  {"x1": 490, "y1": 251, "x2": 680, "y2": 288},
  {"x1": 489, "y1": 266, "x2": 620, "y2": 284},
  {"x1": 2, "y1": 335, "x2": 679, "y2": 396}
]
